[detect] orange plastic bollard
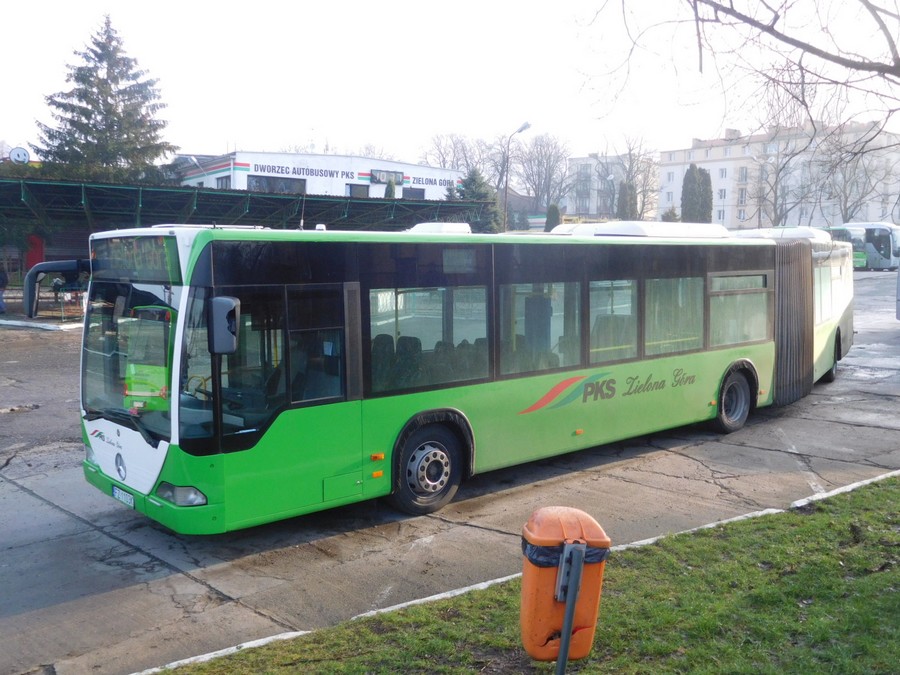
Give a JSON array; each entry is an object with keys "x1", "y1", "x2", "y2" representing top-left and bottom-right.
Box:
[{"x1": 520, "y1": 506, "x2": 611, "y2": 662}]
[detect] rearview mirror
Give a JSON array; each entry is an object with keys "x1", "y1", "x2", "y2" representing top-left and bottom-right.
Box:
[{"x1": 209, "y1": 296, "x2": 240, "y2": 354}]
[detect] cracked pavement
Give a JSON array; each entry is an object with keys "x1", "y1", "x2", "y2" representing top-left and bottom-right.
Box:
[{"x1": 2, "y1": 271, "x2": 899, "y2": 675}]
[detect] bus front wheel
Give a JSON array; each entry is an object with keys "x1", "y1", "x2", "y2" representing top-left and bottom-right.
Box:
[
  {"x1": 389, "y1": 425, "x2": 462, "y2": 515},
  {"x1": 713, "y1": 371, "x2": 751, "y2": 434}
]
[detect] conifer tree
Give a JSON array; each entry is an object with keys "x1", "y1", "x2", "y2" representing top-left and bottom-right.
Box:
[
  {"x1": 451, "y1": 168, "x2": 501, "y2": 233},
  {"x1": 698, "y1": 167, "x2": 713, "y2": 223},
  {"x1": 33, "y1": 16, "x2": 177, "y2": 183},
  {"x1": 681, "y1": 164, "x2": 701, "y2": 222},
  {"x1": 544, "y1": 203, "x2": 561, "y2": 232},
  {"x1": 616, "y1": 181, "x2": 639, "y2": 220},
  {"x1": 661, "y1": 206, "x2": 680, "y2": 222}
]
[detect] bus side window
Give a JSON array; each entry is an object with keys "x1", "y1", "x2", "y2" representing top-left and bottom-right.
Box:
[
  {"x1": 294, "y1": 329, "x2": 343, "y2": 401},
  {"x1": 499, "y1": 282, "x2": 579, "y2": 376},
  {"x1": 645, "y1": 277, "x2": 704, "y2": 356},
  {"x1": 287, "y1": 287, "x2": 345, "y2": 403},
  {"x1": 367, "y1": 285, "x2": 488, "y2": 392},
  {"x1": 589, "y1": 280, "x2": 637, "y2": 364}
]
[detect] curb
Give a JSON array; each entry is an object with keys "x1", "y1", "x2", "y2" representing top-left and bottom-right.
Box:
[{"x1": 133, "y1": 468, "x2": 900, "y2": 674}]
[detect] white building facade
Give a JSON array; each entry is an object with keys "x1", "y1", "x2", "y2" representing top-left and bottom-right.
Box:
[
  {"x1": 180, "y1": 152, "x2": 462, "y2": 200},
  {"x1": 658, "y1": 124, "x2": 900, "y2": 229},
  {"x1": 560, "y1": 154, "x2": 626, "y2": 220}
]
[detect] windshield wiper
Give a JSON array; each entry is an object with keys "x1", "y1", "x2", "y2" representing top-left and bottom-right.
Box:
[{"x1": 83, "y1": 407, "x2": 160, "y2": 448}]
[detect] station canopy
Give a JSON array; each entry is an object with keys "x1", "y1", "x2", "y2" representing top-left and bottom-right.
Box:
[{"x1": 0, "y1": 178, "x2": 488, "y2": 232}]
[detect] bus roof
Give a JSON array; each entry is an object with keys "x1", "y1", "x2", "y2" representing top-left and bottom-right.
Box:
[
  {"x1": 551, "y1": 221, "x2": 732, "y2": 238},
  {"x1": 733, "y1": 226, "x2": 833, "y2": 242},
  {"x1": 91, "y1": 223, "x2": 779, "y2": 248}
]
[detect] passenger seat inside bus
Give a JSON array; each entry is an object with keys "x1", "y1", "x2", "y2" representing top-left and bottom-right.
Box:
[
  {"x1": 392, "y1": 335, "x2": 423, "y2": 389},
  {"x1": 371, "y1": 333, "x2": 395, "y2": 391}
]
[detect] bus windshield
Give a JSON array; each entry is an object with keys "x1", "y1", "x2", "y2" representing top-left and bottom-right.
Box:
[{"x1": 82, "y1": 282, "x2": 181, "y2": 446}]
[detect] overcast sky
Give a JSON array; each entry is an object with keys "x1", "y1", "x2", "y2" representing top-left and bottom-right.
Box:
[{"x1": 3, "y1": 1, "x2": 761, "y2": 163}]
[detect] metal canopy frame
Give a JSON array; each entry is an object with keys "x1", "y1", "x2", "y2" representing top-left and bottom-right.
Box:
[{"x1": 0, "y1": 179, "x2": 487, "y2": 232}]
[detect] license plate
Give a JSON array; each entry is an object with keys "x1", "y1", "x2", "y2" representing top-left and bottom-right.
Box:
[{"x1": 112, "y1": 485, "x2": 135, "y2": 508}]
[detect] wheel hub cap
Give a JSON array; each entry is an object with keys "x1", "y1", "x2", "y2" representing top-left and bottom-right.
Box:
[{"x1": 407, "y1": 443, "x2": 451, "y2": 494}]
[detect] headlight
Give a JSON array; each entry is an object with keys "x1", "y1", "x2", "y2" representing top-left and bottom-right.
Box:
[
  {"x1": 155, "y1": 482, "x2": 207, "y2": 506},
  {"x1": 85, "y1": 444, "x2": 96, "y2": 463}
]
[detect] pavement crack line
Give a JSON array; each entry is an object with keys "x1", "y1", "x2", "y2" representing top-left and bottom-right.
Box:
[
  {"x1": 773, "y1": 428, "x2": 829, "y2": 494},
  {"x1": 620, "y1": 456, "x2": 768, "y2": 511},
  {"x1": 0, "y1": 450, "x2": 21, "y2": 471},
  {"x1": 427, "y1": 513, "x2": 521, "y2": 540},
  {"x1": 0, "y1": 472, "x2": 302, "y2": 633}
]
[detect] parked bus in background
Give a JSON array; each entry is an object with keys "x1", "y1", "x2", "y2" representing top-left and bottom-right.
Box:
[
  {"x1": 80, "y1": 223, "x2": 853, "y2": 534},
  {"x1": 847, "y1": 222, "x2": 900, "y2": 270},
  {"x1": 819, "y1": 226, "x2": 867, "y2": 270}
]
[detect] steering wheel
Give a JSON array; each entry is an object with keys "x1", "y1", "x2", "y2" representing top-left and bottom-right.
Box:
[{"x1": 186, "y1": 375, "x2": 210, "y2": 398}]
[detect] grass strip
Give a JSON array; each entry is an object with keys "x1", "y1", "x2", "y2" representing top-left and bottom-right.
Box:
[{"x1": 176, "y1": 478, "x2": 899, "y2": 674}]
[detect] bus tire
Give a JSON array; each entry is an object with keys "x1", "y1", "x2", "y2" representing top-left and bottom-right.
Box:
[
  {"x1": 388, "y1": 424, "x2": 462, "y2": 515},
  {"x1": 820, "y1": 335, "x2": 841, "y2": 383},
  {"x1": 713, "y1": 371, "x2": 751, "y2": 434}
]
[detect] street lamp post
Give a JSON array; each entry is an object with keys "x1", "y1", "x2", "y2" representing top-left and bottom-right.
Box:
[{"x1": 503, "y1": 121, "x2": 530, "y2": 230}]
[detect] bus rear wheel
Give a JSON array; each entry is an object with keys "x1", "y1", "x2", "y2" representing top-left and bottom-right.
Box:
[
  {"x1": 713, "y1": 371, "x2": 751, "y2": 434},
  {"x1": 820, "y1": 335, "x2": 841, "y2": 383},
  {"x1": 388, "y1": 425, "x2": 462, "y2": 515}
]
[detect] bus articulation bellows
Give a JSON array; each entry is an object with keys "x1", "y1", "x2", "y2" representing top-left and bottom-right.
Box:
[{"x1": 80, "y1": 223, "x2": 853, "y2": 534}]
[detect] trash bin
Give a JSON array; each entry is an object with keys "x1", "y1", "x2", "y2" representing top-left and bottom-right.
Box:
[{"x1": 520, "y1": 506, "x2": 611, "y2": 662}]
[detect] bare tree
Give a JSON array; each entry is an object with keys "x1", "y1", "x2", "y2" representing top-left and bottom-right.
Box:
[
  {"x1": 590, "y1": 153, "x2": 618, "y2": 219},
  {"x1": 421, "y1": 134, "x2": 483, "y2": 173},
  {"x1": 616, "y1": 2, "x2": 900, "y2": 161},
  {"x1": 517, "y1": 134, "x2": 572, "y2": 212},
  {"x1": 422, "y1": 134, "x2": 525, "y2": 197},
  {"x1": 356, "y1": 144, "x2": 396, "y2": 160},
  {"x1": 615, "y1": 137, "x2": 659, "y2": 219},
  {"x1": 684, "y1": 0, "x2": 900, "y2": 89},
  {"x1": 812, "y1": 126, "x2": 900, "y2": 224}
]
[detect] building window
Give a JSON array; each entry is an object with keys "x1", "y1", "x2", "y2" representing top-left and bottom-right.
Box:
[
  {"x1": 403, "y1": 187, "x2": 425, "y2": 199},
  {"x1": 687, "y1": 150, "x2": 694, "y2": 160},
  {"x1": 248, "y1": 175, "x2": 306, "y2": 194},
  {"x1": 347, "y1": 184, "x2": 369, "y2": 198},
  {"x1": 667, "y1": 171, "x2": 674, "y2": 183},
  {"x1": 216, "y1": 176, "x2": 231, "y2": 190},
  {"x1": 724, "y1": 146, "x2": 732, "y2": 157},
  {"x1": 719, "y1": 168, "x2": 727, "y2": 179},
  {"x1": 738, "y1": 209, "x2": 746, "y2": 220},
  {"x1": 705, "y1": 148, "x2": 712, "y2": 158},
  {"x1": 666, "y1": 191, "x2": 673, "y2": 203},
  {"x1": 718, "y1": 189, "x2": 726, "y2": 200},
  {"x1": 717, "y1": 209, "x2": 725, "y2": 221},
  {"x1": 742, "y1": 145, "x2": 752, "y2": 156},
  {"x1": 668, "y1": 152, "x2": 674, "y2": 161},
  {"x1": 738, "y1": 166, "x2": 748, "y2": 182},
  {"x1": 738, "y1": 188, "x2": 747, "y2": 205}
]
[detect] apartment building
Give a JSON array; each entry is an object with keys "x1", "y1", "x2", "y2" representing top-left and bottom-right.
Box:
[{"x1": 658, "y1": 124, "x2": 900, "y2": 229}]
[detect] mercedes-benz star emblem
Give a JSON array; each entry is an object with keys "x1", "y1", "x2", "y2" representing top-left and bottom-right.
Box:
[{"x1": 115, "y1": 453, "x2": 127, "y2": 481}]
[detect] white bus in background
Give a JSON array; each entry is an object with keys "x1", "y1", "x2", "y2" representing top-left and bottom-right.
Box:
[{"x1": 851, "y1": 222, "x2": 900, "y2": 271}]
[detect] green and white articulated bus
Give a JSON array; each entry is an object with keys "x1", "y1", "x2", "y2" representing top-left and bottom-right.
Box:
[{"x1": 81, "y1": 223, "x2": 853, "y2": 534}]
